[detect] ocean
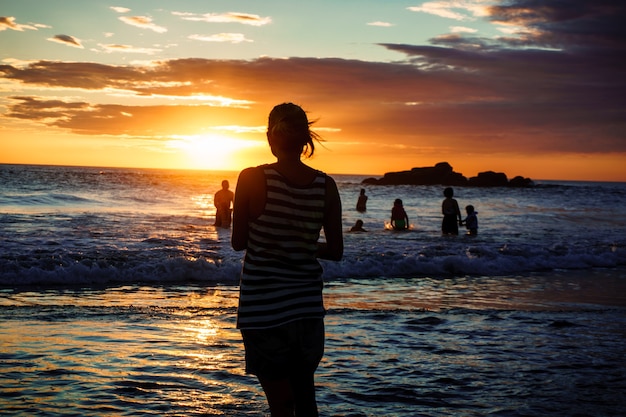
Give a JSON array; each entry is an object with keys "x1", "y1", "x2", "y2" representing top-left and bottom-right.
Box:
[{"x1": 1, "y1": 163, "x2": 625, "y2": 416}]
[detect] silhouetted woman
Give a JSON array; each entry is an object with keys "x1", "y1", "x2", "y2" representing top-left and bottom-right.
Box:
[{"x1": 232, "y1": 103, "x2": 343, "y2": 417}]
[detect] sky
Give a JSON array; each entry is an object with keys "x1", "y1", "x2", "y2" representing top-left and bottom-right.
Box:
[{"x1": 1, "y1": 0, "x2": 625, "y2": 181}]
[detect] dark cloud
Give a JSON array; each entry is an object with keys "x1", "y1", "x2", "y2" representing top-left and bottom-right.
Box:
[
  {"x1": 487, "y1": 0, "x2": 626, "y2": 50},
  {"x1": 6, "y1": 96, "x2": 89, "y2": 121},
  {"x1": 4, "y1": 96, "x2": 257, "y2": 136},
  {"x1": 0, "y1": 61, "x2": 141, "y2": 89},
  {"x1": 47, "y1": 34, "x2": 83, "y2": 48}
]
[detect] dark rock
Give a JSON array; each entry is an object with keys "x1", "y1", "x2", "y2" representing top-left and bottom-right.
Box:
[
  {"x1": 362, "y1": 162, "x2": 468, "y2": 186},
  {"x1": 362, "y1": 162, "x2": 534, "y2": 187},
  {"x1": 362, "y1": 177, "x2": 379, "y2": 184},
  {"x1": 509, "y1": 175, "x2": 535, "y2": 187},
  {"x1": 468, "y1": 171, "x2": 509, "y2": 187}
]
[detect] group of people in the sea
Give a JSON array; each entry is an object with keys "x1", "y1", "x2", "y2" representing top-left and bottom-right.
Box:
[
  {"x1": 351, "y1": 187, "x2": 478, "y2": 235},
  {"x1": 214, "y1": 181, "x2": 479, "y2": 236}
]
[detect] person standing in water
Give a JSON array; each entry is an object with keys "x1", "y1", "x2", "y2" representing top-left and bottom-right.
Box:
[
  {"x1": 213, "y1": 179, "x2": 234, "y2": 228},
  {"x1": 441, "y1": 187, "x2": 462, "y2": 235},
  {"x1": 232, "y1": 103, "x2": 344, "y2": 417},
  {"x1": 356, "y1": 188, "x2": 368, "y2": 212},
  {"x1": 390, "y1": 198, "x2": 409, "y2": 231}
]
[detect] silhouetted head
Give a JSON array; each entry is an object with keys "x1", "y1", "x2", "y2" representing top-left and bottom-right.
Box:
[
  {"x1": 444, "y1": 187, "x2": 454, "y2": 198},
  {"x1": 466, "y1": 204, "x2": 475, "y2": 214},
  {"x1": 267, "y1": 103, "x2": 321, "y2": 158},
  {"x1": 355, "y1": 219, "x2": 364, "y2": 227},
  {"x1": 360, "y1": 188, "x2": 366, "y2": 195},
  {"x1": 221, "y1": 180, "x2": 229, "y2": 189},
  {"x1": 394, "y1": 198, "x2": 403, "y2": 206}
]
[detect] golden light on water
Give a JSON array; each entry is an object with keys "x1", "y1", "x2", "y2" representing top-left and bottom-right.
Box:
[
  {"x1": 190, "y1": 320, "x2": 219, "y2": 343},
  {"x1": 190, "y1": 193, "x2": 214, "y2": 217}
]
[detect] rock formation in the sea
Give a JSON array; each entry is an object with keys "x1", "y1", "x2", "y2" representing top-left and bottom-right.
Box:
[{"x1": 362, "y1": 162, "x2": 534, "y2": 187}]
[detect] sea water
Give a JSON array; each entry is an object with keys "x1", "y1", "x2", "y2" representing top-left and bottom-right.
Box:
[
  {"x1": 2, "y1": 164, "x2": 625, "y2": 286},
  {"x1": 1, "y1": 164, "x2": 625, "y2": 416}
]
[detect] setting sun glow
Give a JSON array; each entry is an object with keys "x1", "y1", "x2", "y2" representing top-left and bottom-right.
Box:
[{"x1": 169, "y1": 134, "x2": 261, "y2": 171}]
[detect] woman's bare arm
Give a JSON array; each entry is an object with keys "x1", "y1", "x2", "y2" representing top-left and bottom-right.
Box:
[
  {"x1": 318, "y1": 176, "x2": 343, "y2": 261},
  {"x1": 231, "y1": 167, "x2": 265, "y2": 251}
]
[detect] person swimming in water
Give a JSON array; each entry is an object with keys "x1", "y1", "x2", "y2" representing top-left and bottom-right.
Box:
[{"x1": 350, "y1": 219, "x2": 367, "y2": 232}]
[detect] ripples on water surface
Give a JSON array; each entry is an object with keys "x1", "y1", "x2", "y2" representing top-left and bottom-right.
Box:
[{"x1": 1, "y1": 273, "x2": 625, "y2": 416}]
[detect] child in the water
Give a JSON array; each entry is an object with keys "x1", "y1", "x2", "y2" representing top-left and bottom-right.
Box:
[{"x1": 461, "y1": 204, "x2": 478, "y2": 235}]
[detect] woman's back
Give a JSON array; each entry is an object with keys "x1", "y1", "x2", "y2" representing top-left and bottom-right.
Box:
[
  {"x1": 231, "y1": 102, "x2": 343, "y2": 416},
  {"x1": 236, "y1": 166, "x2": 327, "y2": 329}
]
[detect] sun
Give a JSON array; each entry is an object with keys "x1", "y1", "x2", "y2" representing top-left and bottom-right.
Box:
[{"x1": 169, "y1": 134, "x2": 261, "y2": 171}]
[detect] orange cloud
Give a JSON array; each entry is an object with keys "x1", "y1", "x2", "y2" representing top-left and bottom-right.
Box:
[
  {"x1": 173, "y1": 11, "x2": 272, "y2": 26},
  {"x1": 119, "y1": 16, "x2": 167, "y2": 33},
  {"x1": 99, "y1": 43, "x2": 162, "y2": 54},
  {"x1": 0, "y1": 16, "x2": 39, "y2": 31},
  {"x1": 189, "y1": 33, "x2": 252, "y2": 43},
  {"x1": 1, "y1": 49, "x2": 624, "y2": 160}
]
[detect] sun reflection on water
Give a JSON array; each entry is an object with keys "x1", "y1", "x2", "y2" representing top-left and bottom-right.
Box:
[{"x1": 191, "y1": 193, "x2": 214, "y2": 217}]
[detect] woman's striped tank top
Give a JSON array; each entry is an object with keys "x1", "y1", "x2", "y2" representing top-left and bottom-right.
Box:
[{"x1": 236, "y1": 167, "x2": 327, "y2": 329}]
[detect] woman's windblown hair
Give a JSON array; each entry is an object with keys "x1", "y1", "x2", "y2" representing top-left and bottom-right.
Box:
[{"x1": 267, "y1": 103, "x2": 322, "y2": 158}]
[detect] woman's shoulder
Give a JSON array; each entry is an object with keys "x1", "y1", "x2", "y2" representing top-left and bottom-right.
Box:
[
  {"x1": 241, "y1": 163, "x2": 270, "y2": 175},
  {"x1": 237, "y1": 165, "x2": 267, "y2": 188}
]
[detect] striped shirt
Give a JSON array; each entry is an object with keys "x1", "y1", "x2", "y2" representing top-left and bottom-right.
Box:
[{"x1": 236, "y1": 167, "x2": 327, "y2": 329}]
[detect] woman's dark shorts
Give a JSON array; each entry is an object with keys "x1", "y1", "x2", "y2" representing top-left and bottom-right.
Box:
[{"x1": 240, "y1": 318, "x2": 324, "y2": 380}]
